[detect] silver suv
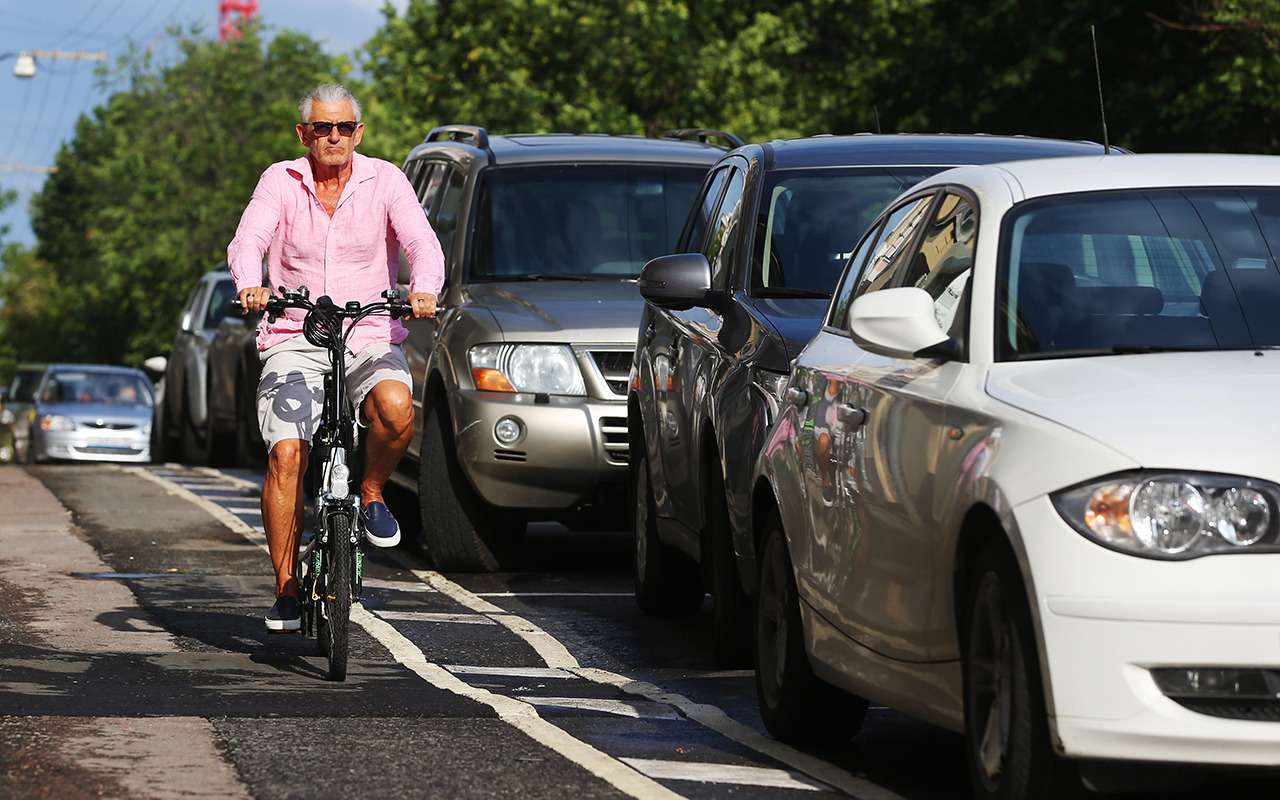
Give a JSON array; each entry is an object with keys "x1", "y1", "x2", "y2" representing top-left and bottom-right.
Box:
[{"x1": 397, "y1": 125, "x2": 732, "y2": 570}]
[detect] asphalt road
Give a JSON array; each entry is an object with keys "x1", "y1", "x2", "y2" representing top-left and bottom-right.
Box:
[{"x1": 1, "y1": 463, "x2": 1277, "y2": 800}]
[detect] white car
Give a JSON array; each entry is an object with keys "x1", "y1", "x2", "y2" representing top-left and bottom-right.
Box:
[{"x1": 752, "y1": 154, "x2": 1280, "y2": 797}]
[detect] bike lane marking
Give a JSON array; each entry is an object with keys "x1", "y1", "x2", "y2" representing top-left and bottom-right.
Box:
[
  {"x1": 126, "y1": 466, "x2": 685, "y2": 800},
  {"x1": 194, "y1": 466, "x2": 892, "y2": 799}
]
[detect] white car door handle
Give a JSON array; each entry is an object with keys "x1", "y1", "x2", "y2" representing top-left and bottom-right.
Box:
[{"x1": 838, "y1": 404, "x2": 867, "y2": 427}]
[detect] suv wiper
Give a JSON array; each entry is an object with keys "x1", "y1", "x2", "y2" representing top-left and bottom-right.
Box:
[
  {"x1": 753, "y1": 287, "x2": 831, "y2": 299},
  {"x1": 503, "y1": 274, "x2": 594, "y2": 282}
]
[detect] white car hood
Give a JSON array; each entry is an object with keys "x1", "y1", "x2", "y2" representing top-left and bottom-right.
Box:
[{"x1": 986, "y1": 351, "x2": 1280, "y2": 482}]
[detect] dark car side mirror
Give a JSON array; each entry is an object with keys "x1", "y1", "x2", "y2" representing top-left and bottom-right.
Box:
[{"x1": 639, "y1": 253, "x2": 715, "y2": 311}]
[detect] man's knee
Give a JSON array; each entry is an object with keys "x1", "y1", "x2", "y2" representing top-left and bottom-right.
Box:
[
  {"x1": 368, "y1": 383, "x2": 413, "y2": 431},
  {"x1": 267, "y1": 439, "x2": 308, "y2": 479}
]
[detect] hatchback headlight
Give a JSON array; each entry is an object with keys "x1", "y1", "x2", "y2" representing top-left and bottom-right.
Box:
[
  {"x1": 1052, "y1": 471, "x2": 1280, "y2": 559},
  {"x1": 468, "y1": 344, "x2": 586, "y2": 396},
  {"x1": 39, "y1": 414, "x2": 76, "y2": 432},
  {"x1": 0, "y1": 409, "x2": 14, "y2": 425}
]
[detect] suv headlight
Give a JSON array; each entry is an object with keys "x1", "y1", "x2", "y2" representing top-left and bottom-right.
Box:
[
  {"x1": 469, "y1": 344, "x2": 586, "y2": 396},
  {"x1": 1052, "y1": 471, "x2": 1280, "y2": 559},
  {"x1": 39, "y1": 414, "x2": 76, "y2": 432}
]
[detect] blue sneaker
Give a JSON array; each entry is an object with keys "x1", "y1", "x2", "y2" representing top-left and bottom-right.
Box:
[
  {"x1": 265, "y1": 595, "x2": 301, "y2": 632},
  {"x1": 361, "y1": 501, "x2": 401, "y2": 548}
]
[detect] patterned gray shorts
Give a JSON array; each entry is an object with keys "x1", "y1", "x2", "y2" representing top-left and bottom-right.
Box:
[{"x1": 256, "y1": 337, "x2": 411, "y2": 452}]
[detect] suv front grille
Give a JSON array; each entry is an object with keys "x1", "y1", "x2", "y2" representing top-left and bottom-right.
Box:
[
  {"x1": 588, "y1": 351, "x2": 633, "y2": 398},
  {"x1": 599, "y1": 416, "x2": 628, "y2": 464}
]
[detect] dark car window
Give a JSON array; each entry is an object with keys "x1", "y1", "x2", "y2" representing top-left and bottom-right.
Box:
[
  {"x1": 204, "y1": 280, "x2": 237, "y2": 330},
  {"x1": 702, "y1": 168, "x2": 746, "y2": 289},
  {"x1": 471, "y1": 165, "x2": 705, "y2": 280},
  {"x1": 826, "y1": 222, "x2": 883, "y2": 328},
  {"x1": 433, "y1": 167, "x2": 466, "y2": 263},
  {"x1": 852, "y1": 194, "x2": 936, "y2": 301},
  {"x1": 41, "y1": 372, "x2": 153, "y2": 406},
  {"x1": 414, "y1": 163, "x2": 440, "y2": 206},
  {"x1": 752, "y1": 168, "x2": 940, "y2": 297},
  {"x1": 902, "y1": 192, "x2": 978, "y2": 338},
  {"x1": 682, "y1": 167, "x2": 732, "y2": 253},
  {"x1": 8, "y1": 369, "x2": 44, "y2": 403},
  {"x1": 997, "y1": 188, "x2": 1280, "y2": 360}
]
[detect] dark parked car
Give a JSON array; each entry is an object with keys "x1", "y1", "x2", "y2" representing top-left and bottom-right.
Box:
[
  {"x1": 207, "y1": 303, "x2": 267, "y2": 467},
  {"x1": 629, "y1": 134, "x2": 1114, "y2": 664},
  {"x1": 1, "y1": 364, "x2": 48, "y2": 463}
]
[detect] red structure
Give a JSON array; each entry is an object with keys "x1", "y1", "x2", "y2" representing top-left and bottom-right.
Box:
[{"x1": 218, "y1": 0, "x2": 259, "y2": 42}]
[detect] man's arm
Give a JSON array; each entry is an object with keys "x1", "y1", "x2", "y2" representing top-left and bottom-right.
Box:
[
  {"x1": 386, "y1": 167, "x2": 445, "y2": 318},
  {"x1": 227, "y1": 166, "x2": 282, "y2": 313}
]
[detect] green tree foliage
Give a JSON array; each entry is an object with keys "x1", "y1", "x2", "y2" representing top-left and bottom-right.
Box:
[{"x1": 1, "y1": 25, "x2": 348, "y2": 367}]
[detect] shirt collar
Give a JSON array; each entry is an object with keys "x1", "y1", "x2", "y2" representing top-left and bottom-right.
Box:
[{"x1": 285, "y1": 152, "x2": 376, "y2": 199}]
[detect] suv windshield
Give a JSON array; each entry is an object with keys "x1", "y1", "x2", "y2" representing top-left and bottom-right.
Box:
[
  {"x1": 752, "y1": 167, "x2": 940, "y2": 296},
  {"x1": 40, "y1": 372, "x2": 153, "y2": 406},
  {"x1": 998, "y1": 189, "x2": 1280, "y2": 360},
  {"x1": 472, "y1": 164, "x2": 705, "y2": 281}
]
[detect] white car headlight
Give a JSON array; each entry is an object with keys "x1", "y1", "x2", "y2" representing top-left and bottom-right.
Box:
[
  {"x1": 469, "y1": 344, "x2": 585, "y2": 396},
  {"x1": 1052, "y1": 471, "x2": 1279, "y2": 559},
  {"x1": 39, "y1": 414, "x2": 76, "y2": 432},
  {"x1": 0, "y1": 409, "x2": 14, "y2": 425}
]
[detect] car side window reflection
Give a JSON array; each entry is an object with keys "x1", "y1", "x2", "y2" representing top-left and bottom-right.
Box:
[
  {"x1": 702, "y1": 168, "x2": 746, "y2": 290},
  {"x1": 903, "y1": 192, "x2": 978, "y2": 336},
  {"x1": 853, "y1": 194, "x2": 934, "y2": 301},
  {"x1": 681, "y1": 167, "x2": 731, "y2": 253}
]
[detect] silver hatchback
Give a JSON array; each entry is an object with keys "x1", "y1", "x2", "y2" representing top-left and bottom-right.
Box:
[{"x1": 30, "y1": 365, "x2": 155, "y2": 463}]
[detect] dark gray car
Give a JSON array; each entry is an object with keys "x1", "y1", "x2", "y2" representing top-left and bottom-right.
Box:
[
  {"x1": 395, "y1": 125, "x2": 731, "y2": 571},
  {"x1": 630, "y1": 134, "x2": 1115, "y2": 665}
]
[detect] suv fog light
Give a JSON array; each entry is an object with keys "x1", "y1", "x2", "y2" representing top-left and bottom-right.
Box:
[
  {"x1": 494, "y1": 417, "x2": 522, "y2": 446},
  {"x1": 1151, "y1": 667, "x2": 1279, "y2": 700}
]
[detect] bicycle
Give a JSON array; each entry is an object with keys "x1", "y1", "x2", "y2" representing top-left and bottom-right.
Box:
[{"x1": 234, "y1": 286, "x2": 414, "y2": 681}]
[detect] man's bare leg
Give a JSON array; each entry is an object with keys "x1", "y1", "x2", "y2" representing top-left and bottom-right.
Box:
[
  {"x1": 263, "y1": 438, "x2": 308, "y2": 597},
  {"x1": 360, "y1": 380, "x2": 413, "y2": 506}
]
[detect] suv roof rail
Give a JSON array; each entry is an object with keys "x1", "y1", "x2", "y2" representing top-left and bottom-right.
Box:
[
  {"x1": 425, "y1": 124, "x2": 491, "y2": 150},
  {"x1": 662, "y1": 128, "x2": 744, "y2": 150}
]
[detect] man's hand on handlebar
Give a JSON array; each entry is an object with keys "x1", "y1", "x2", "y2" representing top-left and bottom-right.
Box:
[
  {"x1": 238, "y1": 287, "x2": 271, "y2": 314},
  {"x1": 407, "y1": 292, "x2": 438, "y2": 319}
]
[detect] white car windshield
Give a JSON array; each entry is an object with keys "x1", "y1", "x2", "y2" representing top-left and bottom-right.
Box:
[
  {"x1": 997, "y1": 188, "x2": 1280, "y2": 359},
  {"x1": 41, "y1": 372, "x2": 153, "y2": 406}
]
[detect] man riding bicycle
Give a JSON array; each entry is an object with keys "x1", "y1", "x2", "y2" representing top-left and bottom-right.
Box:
[{"x1": 228, "y1": 83, "x2": 442, "y2": 632}]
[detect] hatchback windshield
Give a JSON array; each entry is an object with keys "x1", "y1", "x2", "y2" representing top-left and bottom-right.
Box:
[
  {"x1": 998, "y1": 188, "x2": 1280, "y2": 359},
  {"x1": 752, "y1": 168, "x2": 940, "y2": 296},
  {"x1": 472, "y1": 165, "x2": 705, "y2": 280},
  {"x1": 40, "y1": 372, "x2": 153, "y2": 406}
]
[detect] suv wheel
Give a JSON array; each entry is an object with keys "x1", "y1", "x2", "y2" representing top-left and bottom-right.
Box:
[
  {"x1": 963, "y1": 541, "x2": 1079, "y2": 800},
  {"x1": 206, "y1": 388, "x2": 236, "y2": 467},
  {"x1": 633, "y1": 449, "x2": 704, "y2": 617},
  {"x1": 235, "y1": 368, "x2": 265, "y2": 468},
  {"x1": 707, "y1": 464, "x2": 753, "y2": 666},
  {"x1": 180, "y1": 389, "x2": 209, "y2": 465},
  {"x1": 418, "y1": 399, "x2": 524, "y2": 571},
  {"x1": 755, "y1": 511, "x2": 866, "y2": 745}
]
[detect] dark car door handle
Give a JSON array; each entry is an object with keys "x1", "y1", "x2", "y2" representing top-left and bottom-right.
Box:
[
  {"x1": 785, "y1": 387, "x2": 808, "y2": 406},
  {"x1": 838, "y1": 404, "x2": 867, "y2": 427}
]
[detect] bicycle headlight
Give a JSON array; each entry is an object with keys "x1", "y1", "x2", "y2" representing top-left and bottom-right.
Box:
[
  {"x1": 1052, "y1": 471, "x2": 1280, "y2": 559},
  {"x1": 469, "y1": 344, "x2": 586, "y2": 396},
  {"x1": 39, "y1": 414, "x2": 76, "y2": 432}
]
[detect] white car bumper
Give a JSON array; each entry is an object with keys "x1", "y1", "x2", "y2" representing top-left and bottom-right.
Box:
[{"x1": 1015, "y1": 496, "x2": 1280, "y2": 767}]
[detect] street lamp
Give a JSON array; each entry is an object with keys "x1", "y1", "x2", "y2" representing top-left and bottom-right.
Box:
[
  {"x1": 13, "y1": 52, "x2": 35, "y2": 79},
  {"x1": 2, "y1": 49, "x2": 107, "y2": 80}
]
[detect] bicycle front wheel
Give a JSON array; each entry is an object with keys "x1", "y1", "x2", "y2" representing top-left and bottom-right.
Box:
[{"x1": 319, "y1": 512, "x2": 353, "y2": 681}]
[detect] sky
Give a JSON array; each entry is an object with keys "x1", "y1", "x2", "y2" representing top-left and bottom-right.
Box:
[{"x1": 0, "y1": 0, "x2": 409, "y2": 246}]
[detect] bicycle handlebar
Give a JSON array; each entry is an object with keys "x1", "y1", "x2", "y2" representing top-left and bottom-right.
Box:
[{"x1": 229, "y1": 288, "x2": 443, "y2": 322}]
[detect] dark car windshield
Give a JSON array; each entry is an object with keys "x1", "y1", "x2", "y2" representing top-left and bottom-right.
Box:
[
  {"x1": 8, "y1": 369, "x2": 45, "y2": 403},
  {"x1": 471, "y1": 164, "x2": 705, "y2": 281},
  {"x1": 751, "y1": 168, "x2": 941, "y2": 296},
  {"x1": 40, "y1": 372, "x2": 153, "y2": 406},
  {"x1": 998, "y1": 188, "x2": 1280, "y2": 360}
]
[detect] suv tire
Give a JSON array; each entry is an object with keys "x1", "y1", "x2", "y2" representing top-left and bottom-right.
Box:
[
  {"x1": 963, "y1": 540, "x2": 1080, "y2": 800},
  {"x1": 180, "y1": 389, "x2": 209, "y2": 465},
  {"x1": 755, "y1": 511, "x2": 866, "y2": 745},
  {"x1": 707, "y1": 464, "x2": 753, "y2": 667},
  {"x1": 206, "y1": 388, "x2": 236, "y2": 467},
  {"x1": 418, "y1": 399, "x2": 523, "y2": 571},
  {"x1": 633, "y1": 448, "x2": 704, "y2": 617}
]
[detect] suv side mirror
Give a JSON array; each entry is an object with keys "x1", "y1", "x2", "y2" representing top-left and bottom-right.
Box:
[
  {"x1": 849, "y1": 287, "x2": 955, "y2": 360},
  {"x1": 639, "y1": 253, "x2": 714, "y2": 311},
  {"x1": 179, "y1": 310, "x2": 195, "y2": 333}
]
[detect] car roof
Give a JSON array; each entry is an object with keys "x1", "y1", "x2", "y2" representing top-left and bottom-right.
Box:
[
  {"x1": 757, "y1": 134, "x2": 1111, "y2": 170},
  {"x1": 941, "y1": 153, "x2": 1280, "y2": 200},
  {"x1": 45, "y1": 364, "x2": 147, "y2": 376},
  {"x1": 414, "y1": 133, "x2": 726, "y2": 167}
]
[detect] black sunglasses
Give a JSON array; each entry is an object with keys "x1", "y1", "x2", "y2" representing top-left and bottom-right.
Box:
[{"x1": 307, "y1": 120, "x2": 359, "y2": 137}]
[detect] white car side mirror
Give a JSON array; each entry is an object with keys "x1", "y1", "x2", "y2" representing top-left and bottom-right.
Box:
[
  {"x1": 143, "y1": 356, "x2": 168, "y2": 374},
  {"x1": 848, "y1": 287, "x2": 954, "y2": 360}
]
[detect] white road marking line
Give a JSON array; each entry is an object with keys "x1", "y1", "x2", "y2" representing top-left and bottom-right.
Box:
[
  {"x1": 678, "y1": 670, "x2": 754, "y2": 679},
  {"x1": 362, "y1": 577, "x2": 439, "y2": 593},
  {"x1": 132, "y1": 467, "x2": 683, "y2": 800},
  {"x1": 389, "y1": 553, "x2": 904, "y2": 800},
  {"x1": 517, "y1": 696, "x2": 682, "y2": 720},
  {"x1": 375, "y1": 610, "x2": 497, "y2": 625},
  {"x1": 621, "y1": 759, "x2": 826, "y2": 792},
  {"x1": 474, "y1": 592, "x2": 634, "y2": 598},
  {"x1": 445, "y1": 665, "x2": 575, "y2": 680}
]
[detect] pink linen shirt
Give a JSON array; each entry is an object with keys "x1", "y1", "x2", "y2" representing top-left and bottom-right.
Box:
[{"x1": 227, "y1": 152, "x2": 445, "y2": 354}]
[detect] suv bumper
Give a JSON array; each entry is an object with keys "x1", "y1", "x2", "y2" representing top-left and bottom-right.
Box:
[{"x1": 452, "y1": 389, "x2": 628, "y2": 509}]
